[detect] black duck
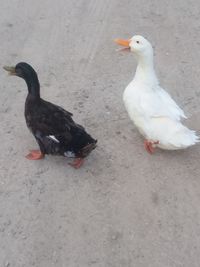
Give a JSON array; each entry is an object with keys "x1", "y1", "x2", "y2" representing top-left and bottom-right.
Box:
[{"x1": 4, "y1": 62, "x2": 97, "y2": 168}]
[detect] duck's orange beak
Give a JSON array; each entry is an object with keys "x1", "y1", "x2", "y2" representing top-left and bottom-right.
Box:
[{"x1": 114, "y1": 39, "x2": 131, "y2": 47}]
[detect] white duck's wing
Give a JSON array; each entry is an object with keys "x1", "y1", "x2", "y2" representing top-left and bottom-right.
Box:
[
  {"x1": 157, "y1": 87, "x2": 187, "y2": 120},
  {"x1": 140, "y1": 86, "x2": 187, "y2": 121}
]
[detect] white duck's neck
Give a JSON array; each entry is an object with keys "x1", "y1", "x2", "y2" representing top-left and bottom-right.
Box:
[{"x1": 133, "y1": 52, "x2": 158, "y2": 86}]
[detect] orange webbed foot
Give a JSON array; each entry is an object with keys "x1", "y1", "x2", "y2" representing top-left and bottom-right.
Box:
[
  {"x1": 26, "y1": 150, "x2": 45, "y2": 160},
  {"x1": 144, "y1": 140, "x2": 159, "y2": 154},
  {"x1": 68, "y1": 158, "x2": 84, "y2": 169}
]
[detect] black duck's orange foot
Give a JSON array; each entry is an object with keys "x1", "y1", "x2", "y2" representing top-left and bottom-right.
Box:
[
  {"x1": 144, "y1": 140, "x2": 159, "y2": 154},
  {"x1": 26, "y1": 150, "x2": 45, "y2": 160},
  {"x1": 68, "y1": 158, "x2": 84, "y2": 169}
]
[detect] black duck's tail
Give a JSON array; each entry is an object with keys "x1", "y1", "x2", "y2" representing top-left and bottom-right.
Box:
[
  {"x1": 69, "y1": 124, "x2": 97, "y2": 157},
  {"x1": 79, "y1": 140, "x2": 97, "y2": 157}
]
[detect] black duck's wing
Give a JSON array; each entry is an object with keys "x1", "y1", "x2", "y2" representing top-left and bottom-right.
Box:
[{"x1": 32, "y1": 99, "x2": 76, "y2": 141}]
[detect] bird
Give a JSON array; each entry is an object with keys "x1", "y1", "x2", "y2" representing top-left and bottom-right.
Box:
[
  {"x1": 3, "y1": 62, "x2": 97, "y2": 168},
  {"x1": 114, "y1": 35, "x2": 199, "y2": 153}
]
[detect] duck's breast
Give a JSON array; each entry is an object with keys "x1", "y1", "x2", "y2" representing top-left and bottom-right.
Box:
[{"x1": 123, "y1": 81, "x2": 151, "y2": 135}]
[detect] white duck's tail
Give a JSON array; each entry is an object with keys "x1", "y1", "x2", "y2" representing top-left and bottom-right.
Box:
[
  {"x1": 151, "y1": 117, "x2": 199, "y2": 150},
  {"x1": 172, "y1": 127, "x2": 199, "y2": 149}
]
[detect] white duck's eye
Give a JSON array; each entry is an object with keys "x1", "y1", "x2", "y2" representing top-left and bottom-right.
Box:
[{"x1": 136, "y1": 40, "x2": 140, "y2": 44}]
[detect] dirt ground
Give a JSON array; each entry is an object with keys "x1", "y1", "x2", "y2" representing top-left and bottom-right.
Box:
[{"x1": 1, "y1": 0, "x2": 200, "y2": 266}]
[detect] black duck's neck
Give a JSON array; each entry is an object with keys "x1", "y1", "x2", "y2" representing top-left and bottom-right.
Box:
[{"x1": 25, "y1": 74, "x2": 40, "y2": 99}]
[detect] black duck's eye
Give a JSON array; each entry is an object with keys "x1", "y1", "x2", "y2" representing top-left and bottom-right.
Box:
[{"x1": 136, "y1": 40, "x2": 140, "y2": 44}]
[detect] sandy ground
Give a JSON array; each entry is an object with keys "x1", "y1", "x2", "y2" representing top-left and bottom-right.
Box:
[{"x1": 1, "y1": 0, "x2": 200, "y2": 266}]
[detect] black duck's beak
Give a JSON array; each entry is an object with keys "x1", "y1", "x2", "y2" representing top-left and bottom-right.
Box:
[{"x1": 3, "y1": 65, "x2": 16, "y2": 75}]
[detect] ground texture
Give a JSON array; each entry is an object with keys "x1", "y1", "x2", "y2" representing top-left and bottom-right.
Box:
[{"x1": 1, "y1": 1, "x2": 200, "y2": 266}]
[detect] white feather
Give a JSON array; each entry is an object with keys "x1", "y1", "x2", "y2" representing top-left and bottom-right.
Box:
[
  {"x1": 64, "y1": 151, "x2": 75, "y2": 158},
  {"x1": 48, "y1": 135, "x2": 60, "y2": 143}
]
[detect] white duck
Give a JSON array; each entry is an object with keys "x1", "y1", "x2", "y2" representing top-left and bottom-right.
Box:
[{"x1": 115, "y1": 35, "x2": 199, "y2": 153}]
